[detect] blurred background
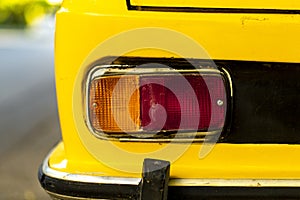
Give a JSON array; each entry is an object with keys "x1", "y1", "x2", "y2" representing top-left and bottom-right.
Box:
[{"x1": 0, "y1": 0, "x2": 62, "y2": 199}]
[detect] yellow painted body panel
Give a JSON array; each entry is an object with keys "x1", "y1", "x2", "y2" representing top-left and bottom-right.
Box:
[
  {"x1": 50, "y1": 0, "x2": 300, "y2": 179},
  {"x1": 130, "y1": 0, "x2": 300, "y2": 10}
]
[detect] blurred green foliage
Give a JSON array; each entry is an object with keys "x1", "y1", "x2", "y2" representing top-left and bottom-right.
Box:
[{"x1": 0, "y1": 0, "x2": 60, "y2": 28}]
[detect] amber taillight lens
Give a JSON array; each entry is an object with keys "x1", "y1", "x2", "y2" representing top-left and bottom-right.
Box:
[
  {"x1": 89, "y1": 76, "x2": 140, "y2": 132},
  {"x1": 87, "y1": 67, "x2": 228, "y2": 140}
]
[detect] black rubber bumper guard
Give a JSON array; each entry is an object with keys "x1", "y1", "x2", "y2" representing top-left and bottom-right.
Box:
[{"x1": 140, "y1": 159, "x2": 170, "y2": 200}]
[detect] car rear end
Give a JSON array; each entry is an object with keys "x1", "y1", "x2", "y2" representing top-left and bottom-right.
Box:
[{"x1": 39, "y1": 0, "x2": 300, "y2": 199}]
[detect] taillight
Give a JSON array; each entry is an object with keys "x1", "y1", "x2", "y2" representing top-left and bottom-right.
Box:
[{"x1": 86, "y1": 66, "x2": 229, "y2": 141}]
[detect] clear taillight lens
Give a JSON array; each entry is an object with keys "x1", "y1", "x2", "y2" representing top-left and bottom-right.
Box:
[{"x1": 87, "y1": 66, "x2": 228, "y2": 140}]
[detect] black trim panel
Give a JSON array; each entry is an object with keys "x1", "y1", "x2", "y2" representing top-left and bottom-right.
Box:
[
  {"x1": 126, "y1": 0, "x2": 300, "y2": 14},
  {"x1": 219, "y1": 61, "x2": 300, "y2": 144}
]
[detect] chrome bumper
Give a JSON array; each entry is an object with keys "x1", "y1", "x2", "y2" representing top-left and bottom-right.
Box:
[{"x1": 39, "y1": 154, "x2": 300, "y2": 200}]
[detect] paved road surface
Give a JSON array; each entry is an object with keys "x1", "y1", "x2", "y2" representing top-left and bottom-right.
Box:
[{"x1": 0, "y1": 18, "x2": 60, "y2": 199}]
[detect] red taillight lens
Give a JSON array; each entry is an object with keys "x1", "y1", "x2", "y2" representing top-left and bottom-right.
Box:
[
  {"x1": 140, "y1": 75, "x2": 226, "y2": 131},
  {"x1": 87, "y1": 67, "x2": 228, "y2": 140}
]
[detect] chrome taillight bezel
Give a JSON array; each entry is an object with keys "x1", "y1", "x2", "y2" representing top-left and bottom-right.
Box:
[{"x1": 85, "y1": 64, "x2": 232, "y2": 142}]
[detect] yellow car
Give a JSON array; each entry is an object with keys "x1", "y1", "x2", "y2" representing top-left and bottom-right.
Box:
[{"x1": 39, "y1": 0, "x2": 300, "y2": 199}]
